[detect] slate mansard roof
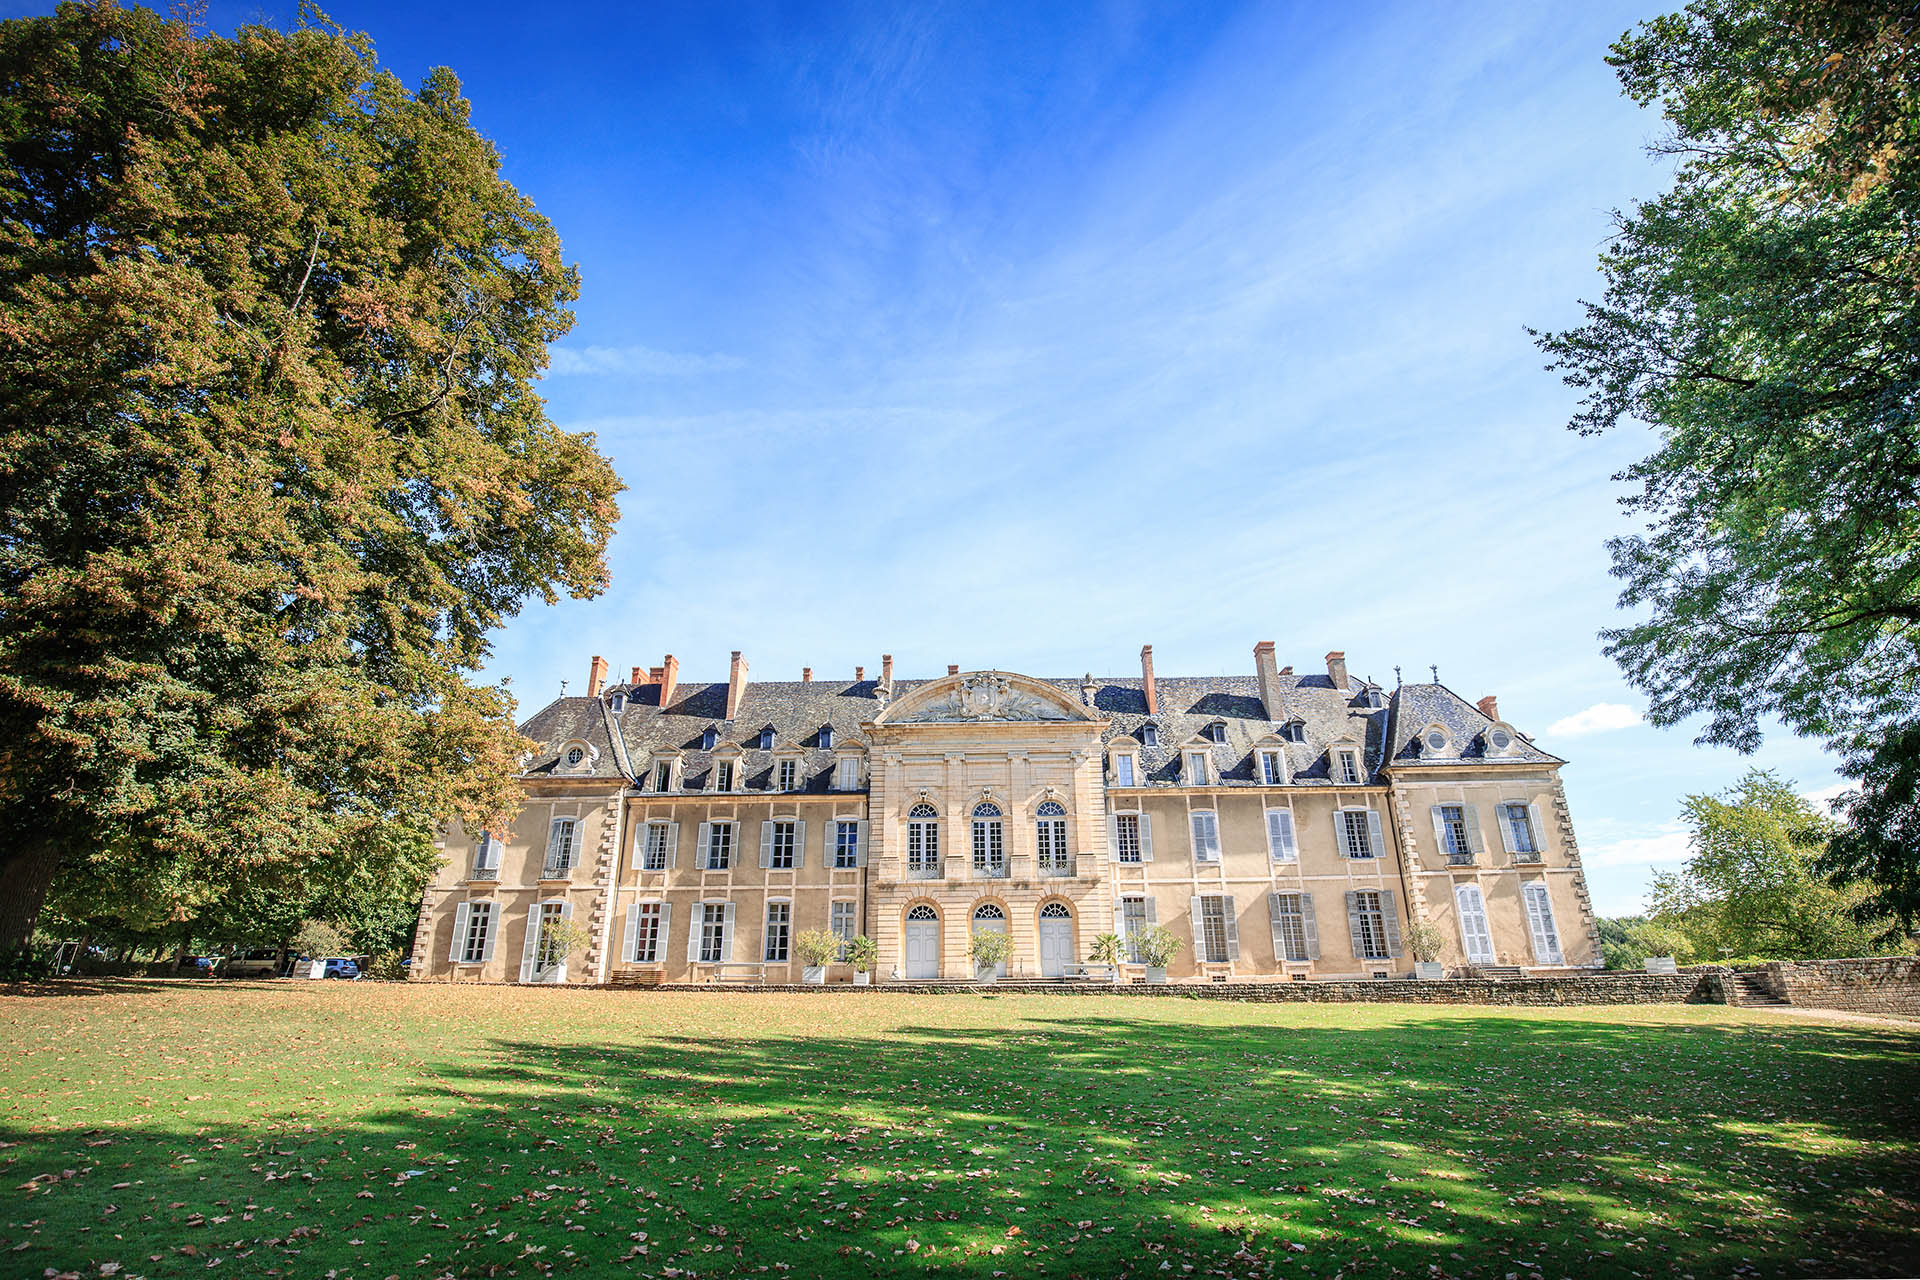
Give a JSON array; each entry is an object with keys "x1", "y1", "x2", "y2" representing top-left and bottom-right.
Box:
[{"x1": 513, "y1": 664, "x2": 1559, "y2": 790}]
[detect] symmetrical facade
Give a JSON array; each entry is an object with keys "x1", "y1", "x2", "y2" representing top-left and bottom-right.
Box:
[{"x1": 411, "y1": 646, "x2": 1602, "y2": 984}]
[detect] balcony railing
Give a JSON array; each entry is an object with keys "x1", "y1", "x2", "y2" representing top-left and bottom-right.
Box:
[
  {"x1": 1446, "y1": 853, "x2": 1475, "y2": 867},
  {"x1": 469, "y1": 862, "x2": 500, "y2": 881},
  {"x1": 907, "y1": 861, "x2": 942, "y2": 880},
  {"x1": 1510, "y1": 851, "x2": 1543, "y2": 864},
  {"x1": 973, "y1": 861, "x2": 1009, "y2": 879},
  {"x1": 1038, "y1": 855, "x2": 1077, "y2": 878},
  {"x1": 541, "y1": 861, "x2": 573, "y2": 880}
]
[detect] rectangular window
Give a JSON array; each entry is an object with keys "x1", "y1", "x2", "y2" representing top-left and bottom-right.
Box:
[
  {"x1": 654, "y1": 762, "x2": 673, "y2": 792},
  {"x1": 907, "y1": 817, "x2": 938, "y2": 876},
  {"x1": 1198, "y1": 896, "x2": 1231, "y2": 963},
  {"x1": 1120, "y1": 897, "x2": 1149, "y2": 963},
  {"x1": 699, "y1": 903, "x2": 727, "y2": 964},
  {"x1": 632, "y1": 903, "x2": 663, "y2": 963},
  {"x1": 836, "y1": 758, "x2": 859, "y2": 790},
  {"x1": 1114, "y1": 754, "x2": 1136, "y2": 787},
  {"x1": 706, "y1": 822, "x2": 733, "y2": 870},
  {"x1": 778, "y1": 759, "x2": 797, "y2": 791},
  {"x1": 1265, "y1": 808, "x2": 1298, "y2": 861},
  {"x1": 1336, "y1": 750, "x2": 1361, "y2": 785},
  {"x1": 1189, "y1": 810, "x2": 1221, "y2": 861},
  {"x1": 715, "y1": 761, "x2": 734, "y2": 791},
  {"x1": 764, "y1": 901, "x2": 791, "y2": 962},
  {"x1": 1186, "y1": 752, "x2": 1211, "y2": 785},
  {"x1": 544, "y1": 818, "x2": 576, "y2": 877},
  {"x1": 533, "y1": 901, "x2": 567, "y2": 971},
  {"x1": 1504, "y1": 803, "x2": 1540, "y2": 857},
  {"x1": 1523, "y1": 882, "x2": 1563, "y2": 962},
  {"x1": 460, "y1": 901, "x2": 494, "y2": 963},
  {"x1": 1140, "y1": 725, "x2": 1159, "y2": 747},
  {"x1": 1440, "y1": 804, "x2": 1471, "y2": 860},
  {"x1": 769, "y1": 821, "x2": 796, "y2": 869},
  {"x1": 1352, "y1": 890, "x2": 1388, "y2": 959},
  {"x1": 834, "y1": 820, "x2": 860, "y2": 868},
  {"x1": 1341, "y1": 810, "x2": 1375, "y2": 859},
  {"x1": 641, "y1": 823, "x2": 670, "y2": 871},
  {"x1": 972, "y1": 817, "x2": 1005, "y2": 876},
  {"x1": 1260, "y1": 751, "x2": 1284, "y2": 785},
  {"x1": 831, "y1": 900, "x2": 856, "y2": 959},
  {"x1": 1036, "y1": 818, "x2": 1069, "y2": 874},
  {"x1": 1114, "y1": 813, "x2": 1142, "y2": 863},
  {"x1": 472, "y1": 832, "x2": 501, "y2": 876},
  {"x1": 1271, "y1": 893, "x2": 1310, "y2": 962}
]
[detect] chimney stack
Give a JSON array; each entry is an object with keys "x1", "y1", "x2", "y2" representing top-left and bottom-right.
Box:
[
  {"x1": 631, "y1": 665, "x2": 644, "y2": 687},
  {"x1": 881, "y1": 654, "x2": 894, "y2": 690},
  {"x1": 659, "y1": 654, "x2": 679, "y2": 711},
  {"x1": 725, "y1": 651, "x2": 748, "y2": 721},
  {"x1": 1477, "y1": 695, "x2": 1500, "y2": 721},
  {"x1": 1140, "y1": 645, "x2": 1158, "y2": 716},
  {"x1": 587, "y1": 655, "x2": 609, "y2": 699},
  {"x1": 1325, "y1": 650, "x2": 1348, "y2": 692},
  {"x1": 802, "y1": 667, "x2": 812, "y2": 684},
  {"x1": 1254, "y1": 641, "x2": 1283, "y2": 721},
  {"x1": 855, "y1": 665, "x2": 865, "y2": 682},
  {"x1": 947, "y1": 664, "x2": 960, "y2": 676}
]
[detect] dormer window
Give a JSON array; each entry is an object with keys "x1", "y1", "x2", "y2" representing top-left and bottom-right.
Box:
[
  {"x1": 1333, "y1": 748, "x2": 1363, "y2": 785},
  {"x1": 1284, "y1": 719, "x2": 1307, "y2": 743},
  {"x1": 610, "y1": 692, "x2": 626, "y2": 714},
  {"x1": 1112, "y1": 752, "x2": 1137, "y2": 787},
  {"x1": 714, "y1": 760, "x2": 734, "y2": 791},
  {"x1": 1361, "y1": 686, "x2": 1384, "y2": 709},
  {"x1": 701, "y1": 726, "x2": 718, "y2": 752},
  {"x1": 819, "y1": 725, "x2": 834, "y2": 750},
  {"x1": 834, "y1": 755, "x2": 862, "y2": 791},
  {"x1": 1421, "y1": 724, "x2": 1454, "y2": 757},
  {"x1": 1206, "y1": 721, "x2": 1228, "y2": 744},
  {"x1": 777, "y1": 758, "x2": 798, "y2": 791},
  {"x1": 1258, "y1": 749, "x2": 1286, "y2": 785},
  {"x1": 555, "y1": 739, "x2": 596, "y2": 774},
  {"x1": 1185, "y1": 750, "x2": 1212, "y2": 786},
  {"x1": 1484, "y1": 722, "x2": 1519, "y2": 756},
  {"x1": 759, "y1": 727, "x2": 774, "y2": 751},
  {"x1": 653, "y1": 760, "x2": 676, "y2": 792},
  {"x1": 565, "y1": 747, "x2": 584, "y2": 766},
  {"x1": 1140, "y1": 724, "x2": 1160, "y2": 748}
]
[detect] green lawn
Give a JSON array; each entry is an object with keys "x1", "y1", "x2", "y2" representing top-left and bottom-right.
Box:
[{"x1": 3, "y1": 983, "x2": 1917, "y2": 1279}]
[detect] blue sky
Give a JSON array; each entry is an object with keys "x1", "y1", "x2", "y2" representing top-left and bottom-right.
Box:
[{"x1": 49, "y1": 0, "x2": 1853, "y2": 914}]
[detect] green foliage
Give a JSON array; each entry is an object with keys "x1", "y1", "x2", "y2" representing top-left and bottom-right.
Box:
[
  {"x1": 1599, "y1": 917, "x2": 1697, "y2": 970},
  {"x1": 0, "y1": 3, "x2": 622, "y2": 949},
  {"x1": 364, "y1": 949, "x2": 408, "y2": 981},
  {"x1": 1087, "y1": 932, "x2": 1125, "y2": 966},
  {"x1": 535, "y1": 919, "x2": 591, "y2": 970},
  {"x1": 844, "y1": 934, "x2": 877, "y2": 972},
  {"x1": 793, "y1": 928, "x2": 840, "y2": 968},
  {"x1": 1131, "y1": 924, "x2": 1183, "y2": 969},
  {"x1": 1404, "y1": 920, "x2": 1447, "y2": 964},
  {"x1": 967, "y1": 928, "x2": 1012, "y2": 970},
  {"x1": 1819, "y1": 722, "x2": 1920, "y2": 936},
  {"x1": 292, "y1": 921, "x2": 348, "y2": 959},
  {"x1": 1650, "y1": 768, "x2": 1891, "y2": 959}
]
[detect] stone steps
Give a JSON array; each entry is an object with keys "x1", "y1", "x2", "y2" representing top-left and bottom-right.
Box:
[{"x1": 1730, "y1": 974, "x2": 1788, "y2": 1007}]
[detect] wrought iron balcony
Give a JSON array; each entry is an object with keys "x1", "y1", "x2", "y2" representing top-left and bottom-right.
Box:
[{"x1": 906, "y1": 862, "x2": 943, "y2": 880}]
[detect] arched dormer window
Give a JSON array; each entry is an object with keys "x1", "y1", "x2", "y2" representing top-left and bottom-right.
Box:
[
  {"x1": 1035, "y1": 800, "x2": 1069, "y2": 876},
  {"x1": 971, "y1": 803, "x2": 1006, "y2": 878},
  {"x1": 1484, "y1": 722, "x2": 1520, "y2": 756},
  {"x1": 907, "y1": 803, "x2": 940, "y2": 879},
  {"x1": 1420, "y1": 723, "x2": 1454, "y2": 757},
  {"x1": 758, "y1": 727, "x2": 775, "y2": 751},
  {"x1": 1205, "y1": 721, "x2": 1228, "y2": 744},
  {"x1": 701, "y1": 726, "x2": 718, "y2": 752},
  {"x1": 1284, "y1": 718, "x2": 1307, "y2": 743},
  {"x1": 819, "y1": 724, "x2": 834, "y2": 750},
  {"x1": 1140, "y1": 723, "x2": 1160, "y2": 747},
  {"x1": 609, "y1": 691, "x2": 627, "y2": 714}
]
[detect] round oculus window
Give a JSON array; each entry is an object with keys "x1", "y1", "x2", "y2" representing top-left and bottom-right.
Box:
[
  {"x1": 1424, "y1": 731, "x2": 1447, "y2": 751},
  {"x1": 1489, "y1": 729, "x2": 1512, "y2": 750},
  {"x1": 566, "y1": 747, "x2": 584, "y2": 765}
]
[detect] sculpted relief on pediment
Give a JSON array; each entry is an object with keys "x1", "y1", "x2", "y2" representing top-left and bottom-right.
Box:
[{"x1": 890, "y1": 672, "x2": 1080, "y2": 723}]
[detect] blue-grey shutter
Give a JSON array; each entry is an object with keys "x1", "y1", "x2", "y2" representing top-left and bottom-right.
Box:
[
  {"x1": 1267, "y1": 893, "x2": 1288, "y2": 963},
  {"x1": 1266, "y1": 809, "x2": 1296, "y2": 861},
  {"x1": 1530, "y1": 799, "x2": 1548, "y2": 855},
  {"x1": 1380, "y1": 889, "x2": 1404, "y2": 958},
  {"x1": 1145, "y1": 896, "x2": 1158, "y2": 924},
  {"x1": 654, "y1": 902, "x2": 672, "y2": 963},
  {"x1": 1222, "y1": 895, "x2": 1240, "y2": 960},
  {"x1": 665, "y1": 821, "x2": 680, "y2": 868},
  {"x1": 1463, "y1": 805, "x2": 1485, "y2": 856},
  {"x1": 1107, "y1": 814, "x2": 1120, "y2": 861},
  {"x1": 1429, "y1": 805, "x2": 1450, "y2": 857},
  {"x1": 478, "y1": 904, "x2": 497, "y2": 962},
  {"x1": 519, "y1": 905, "x2": 543, "y2": 981},
  {"x1": 793, "y1": 820, "x2": 808, "y2": 869},
  {"x1": 1493, "y1": 803, "x2": 1513, "y2": 854},
  {"x1": 759, "y1": 821, "x2": 775, "y2": 869},
  {"x1": 622, "y1": 904, "x2": 640, "y2": 963},
  {"x1": 1365, "y1": 810, "x2": 1385, "y2": 859},
  {"x1": 1188, "y1": 895, "x2": 1205, "y2": 958},
  {"x1": 1344, "y1": 890, "x2": 1364, "y2": 958},
  {"x1": 1333, "y1": 811, "x2": 1350, "y2": 858},
  {"x1": 721, "y1": 902, "x2": 737, "y2": 962},
  {"x1": 1138, "y1": 813, "x2": 1155, "y2": 861},
  {"x1": 854, "y1": 820, "x2": 869, "y2": 867},
  {"x1": 696, "y1": 822, "x2": 712, "y2": 870},
  {"x1": 687, "y1": 905, "x2": 705, "y2": 963},
  {"x1": 1299, "y1": 892, "x2": 1320, "y2": 959},
  {"x1": 449, "y1": 902, "x2": 471, "y2": 964}
]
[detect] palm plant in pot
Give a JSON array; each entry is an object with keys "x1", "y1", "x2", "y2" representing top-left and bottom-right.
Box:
[
  {"x1": 846, "y1": 934, "x2": 877, "y2": 985},
  {"x1": 1406, "y1": 920, "x2": 1448, "y2": 980},
  {"x1": 969, "y1": 928, "x2": 1012, "y2": 983},
  {"x1": 1133, "y1": 925, "x2": 1181, "y2": 983},
  {"x1": 794, "y1": 929, "x2": 839, "y2": 985},
  {"x1": 1087, "y1": 932, "x2": 1126, "y2": 983}
]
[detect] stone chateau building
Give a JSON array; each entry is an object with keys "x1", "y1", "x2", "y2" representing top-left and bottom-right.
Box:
[{"x1": 410, "y1": 646, "x2": 1602, "y2": 984}]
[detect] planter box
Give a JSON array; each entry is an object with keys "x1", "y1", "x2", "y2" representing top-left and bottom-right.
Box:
[
  {"x1": 536, "y1": 963, "x2": 568, "y2": 985},
  {"x1": 802, "y1": 966, "x2": 827, "y2": 985},
  {"x1": 1144, "y1": 967, "x2": 1168, "y2": 984},
  {"x1": 851, "y1": 972, "x2": 871, "y2": 986},
  {"x1": 975, "y1": 967, "x2": 999, "y2": 984},
  {"x1": 1414, "y1": 962, "x2": 1446, "y2": 981}
]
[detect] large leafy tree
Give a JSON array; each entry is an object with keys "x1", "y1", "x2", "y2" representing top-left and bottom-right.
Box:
[
  {"x1": 0, "y1": 3, "x2": 622, "y2": 950},
  {"x1": 1536, "y1": 1, "x2": 1920, "y2": 922}
]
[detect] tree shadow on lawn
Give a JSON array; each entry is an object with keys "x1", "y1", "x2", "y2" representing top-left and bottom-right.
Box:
[{"x1": 5, "y1": 1007, "x2": 1918, "y2": 1279}]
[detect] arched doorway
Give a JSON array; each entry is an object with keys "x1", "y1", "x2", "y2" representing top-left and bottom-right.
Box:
[
  {"x1": 903, "y1": 904, "x2": 940, "y2": 979},
  {"x1": 971, "y1": 902, "x2": 1007, "y2": 978},
  {"x1": 1037, "y1": 901, "x2": 1075, "y2": 977}
]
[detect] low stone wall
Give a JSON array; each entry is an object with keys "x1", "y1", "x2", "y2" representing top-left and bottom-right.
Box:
[
  {"x1": 1758, "y1": 957, "x2": 1920, "y2": 1017},
  {"x1": 615, "y1": 971, "x2": 1720, "y2": 1006}
]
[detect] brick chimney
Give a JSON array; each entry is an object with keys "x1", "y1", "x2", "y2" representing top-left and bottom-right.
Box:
[
  {"x1": 1477, "y1": 695, "x2": 1500, "y2": 721},
  {"x1": 587, "y1": 655, "x2": 609, "y2": 699},
  {"x1": 1140, "y1": 645, "x2": 1158, "y2": 716},
  {"x1": 630, "y1": 665, "x2": 644, "y2": 687},
  {"x1": 947, "y1": 664, "x2": 960, "y2": 676},
  {"x1": 881, "y1": 654, "x2": 894, "y2": 690},
  {"x1": 1325, "y1": 650, "x2": 1348, "y2": 692},
  {"x1": 725, "y1": 651, "x2": 748, "y2": 721},
  {"x1": 1254, "y1": 641, "x2": 1283, "y2": 721},
  {"x1": 855, "y1": 666, "x2": 865, "y2": 682},
  {"x1": 802, "y1": 667, "x2": 812, "y2": 684},
  {"x1": 659, "y1": 654, "x2": 679, "y2": 711}
]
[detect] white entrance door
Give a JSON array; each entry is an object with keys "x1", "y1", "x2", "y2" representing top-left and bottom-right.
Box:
[
  {"x1": 1454, "y1": 884, "x2": 1495, "y2": 965},
  {"x1": 1038, "y1": 908, "x2": 1074, "y2": 977},
  {"x1": 904, "y1": 920, "x2": 939, "y2": 979}
]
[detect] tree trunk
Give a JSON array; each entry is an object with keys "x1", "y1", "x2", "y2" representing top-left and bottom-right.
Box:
[{"x1": 0, "y1": 842, "x2": 59, "y2": 953}]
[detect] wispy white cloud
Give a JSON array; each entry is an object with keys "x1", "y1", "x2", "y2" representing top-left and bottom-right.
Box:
[
  {"x1": 548, "y1": 345, "x2": 746, "y2": 377},
  {"x1": 1582, "y1": 825, "x2": 1691, "y2": 870},
  {"x1": 1801, "y1": 781, "x2": 1857, "y2": 814},
  {"x1": 1547, "y1": 703, "x2": 1645, "y2": 737}
]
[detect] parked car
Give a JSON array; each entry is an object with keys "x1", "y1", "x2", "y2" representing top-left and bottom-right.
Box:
[
  {"x1": 321, "y1": 957, "x2": 361, "y2": 980},
  {"x1": 224, "y1": 949, "x2": 284, "y2": 978},
  {"x1": 176, "y1": 954, "x2": 216, "y2": 975}
]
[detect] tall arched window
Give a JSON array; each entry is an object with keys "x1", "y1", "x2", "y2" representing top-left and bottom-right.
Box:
[
  {"x1": 1034, "y1": 800, "x2": 1069, "y2": 876},
  {"x1": 972, "y1": 803, "x2": 1006, "y2": 878},
  {"x1": 907, "y1": 803, "x2": 940, "y2": 880}
]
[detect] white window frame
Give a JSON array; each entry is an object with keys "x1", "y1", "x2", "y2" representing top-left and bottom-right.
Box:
[
  {"x1": 907, "y1": 805, "x2": 940, "y2": 876},
  {"x1": 1334, "y1": 748, "x2": 1363, "y2": 785},
  {"x1": 1112, "y1": 752, "x2": 1138, "y2": 787},
  {"x1": 835, "y1": 756, "x2": 860, "y2": 791},
  {"x1": 637, "y1": 820, "x2": 677, "y2": 871},
  {"x1": 1259, "y1": 749, "x2": 1286, "y2": 785},
  {"x1": 1337, "y1": 807, "x2": 1383, "y2": 859},
  {"x1": 453, "y1": 899, "x2": 496, "y2": 964},
  {"x1": 971, "y1": 805, "x2": 1006, "y2": 877},
  {"x1": 471, "y1": 831, "x2": 503, "y2": 878},
  {"x1": 713, "y1": 759, "x2": 735, "y2": 792},
  {"x1": 1112, "y1": 812, "x2": 1143, "y2": 863},
  {"x1": 1118, "y1": 896, "x2": 1152, "y2": 962},
  {"x1": 1352, "y1": 890, "x2": 1390, "y2": 960},
  {"x1": 830, "y1": 900, "x2": 856, "y2": 960},
  {"x1": 1503, "y1": 802, "x2": 1542, "y2": 858},
  {"x1": 777, "y1": 758, "x2": 799, "y2": 792},
  {"x1": 704, "y1": 821, "x2": 735, "y2": 870},
  {"x1": 1264, "y1": 808, "x2": 1298, "y2": 862},
  {"x1": 1455, "y1": 884, "x2": 1495, "y2": 965},
  {"x1": 1189, "y1": 809, "x2": 1222, "y2": 862},
  {"x1": 1140, "y1": 724, "x2": 1159, "y2": 748},
  {"x1": 1185, "y1": 751, "x2": 1212, "y2": 786},
  {"x1": 1522, "y1": 881, "x2": 1564, "y2": 963},
  {"x1": 1269, "y1": 891, "x2": 1313, "y2": 962},
  {"x1": 543, "y1": 817, "x2": 577, "y2": 878},
  {"x1": 764, "y1": 899, "x2": 792, "y2": 962},
  {"x1": 1193, "y1": 894, "x2": 1237, "y2": 963},
  {"x1": 625, "y1": 900, "x2": 667, "y2": 964},
  {"x1": 833, "y1": 819, "x2": 864, "y2": 869}
]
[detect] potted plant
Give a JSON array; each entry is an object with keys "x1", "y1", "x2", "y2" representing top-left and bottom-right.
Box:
[
  {"x1": 535, "y1": 918, "x2": 592, "y2": 984},
  {"x1": 1133, "y1": 925, "x2": 1181, "y2": 983},
  {"x1": 969, "y1": 928, "x2": 1012, "y2": 983},
  {"x1": 1087, "y1": 932, "x2": 1126, "y2": 983},
  {"x1": 846, "y1": 934, "x2": 878, "y2": 985},
  {"x1": 1406, "y1": 920, "x2": 1448, "y2": 980},
  {"x1": 794, "y1": 929, "x2": 839, "y2": 985}
]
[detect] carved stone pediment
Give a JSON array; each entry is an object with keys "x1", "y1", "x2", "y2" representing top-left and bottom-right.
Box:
[{"x1": 883, "y1": 671, "x2": 1087, "y2": 724}]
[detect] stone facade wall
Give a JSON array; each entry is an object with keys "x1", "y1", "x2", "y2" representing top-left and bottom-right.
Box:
[
  {"x1": 611, "y1": 972, "x2": 1718, "y2": 1005},
  {"x1": 1762, "y1": 957, "x2": 1920, "y2": 1017}
]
